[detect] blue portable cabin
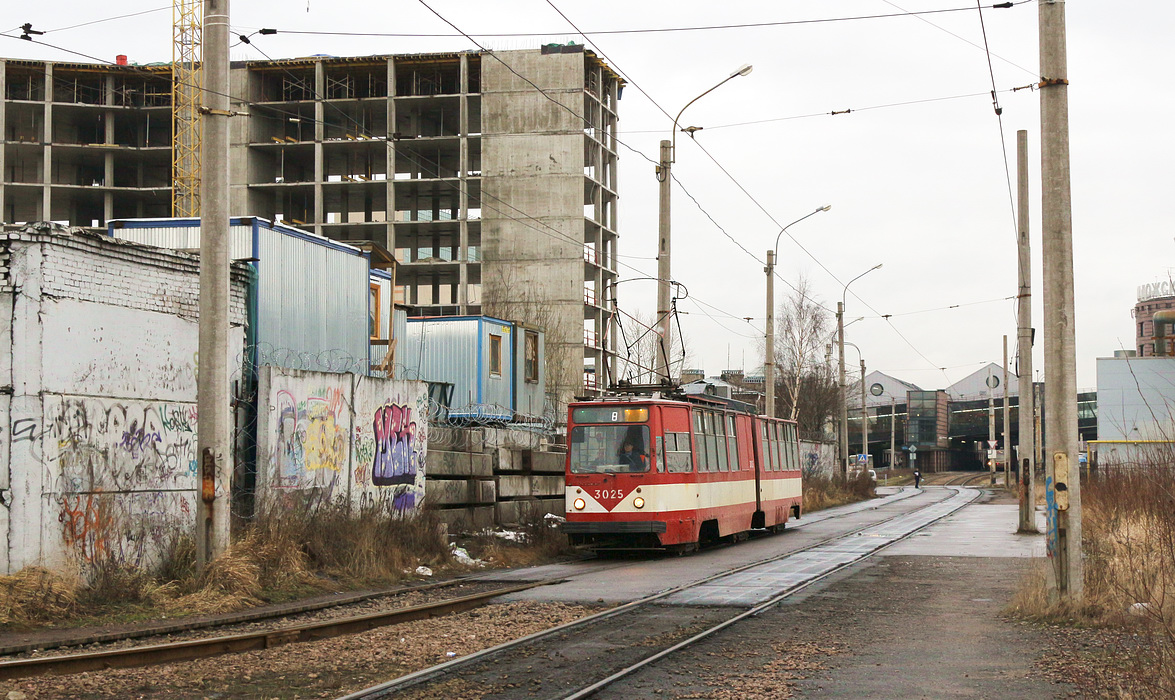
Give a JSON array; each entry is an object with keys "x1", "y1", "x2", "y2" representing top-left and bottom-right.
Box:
[
  {"x1": 511, "y1": 321, "x2": 547, "y2": 419},
  {"x1": 402, "y1": 315, "x2": 517, "y2": 421},
  {"x1": 108, "y1": 216, "x2": 372, "y2": 374}
]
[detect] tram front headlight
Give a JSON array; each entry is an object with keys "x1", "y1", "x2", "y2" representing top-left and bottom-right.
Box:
[
  {"x1": 633, "y1": 497, "x2": 645, "y2": 509},
  {"x1": 573, "y1": 498, "x2": 586, "y2": 511}
]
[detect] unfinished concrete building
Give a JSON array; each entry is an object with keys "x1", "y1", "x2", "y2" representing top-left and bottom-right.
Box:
[{"x1": 0, "y1": 47, "x2": 621, "y2": 405}]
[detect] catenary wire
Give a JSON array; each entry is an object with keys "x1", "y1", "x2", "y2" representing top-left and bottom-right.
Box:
[
  {"x1": 620, "y1": 86, "x2": 1034, "y2": 134},
  {"x1": 246, "y1": 2, "x2": 1027, "y2": 39},
  {"x1": 542, "y1": 0, "x2": 955, "y2": 381},
  {"x1": 880, "y1": 0, "x2": 1037, "y2": 78}
]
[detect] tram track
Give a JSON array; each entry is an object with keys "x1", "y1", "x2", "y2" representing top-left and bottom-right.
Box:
[
  {"x1": 343, "y1": 486, "x2": 978, "y2": 699},
  {"x1": 0, "y1": 485, "x2": 936, "y2": 687},
  {"x1": 0, "y1": 580, "x2": 557, "y2": 681}
]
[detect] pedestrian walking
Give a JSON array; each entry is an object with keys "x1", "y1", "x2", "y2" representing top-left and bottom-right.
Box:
[{"x1": 913, "y1": 469, "x2": 922, "y2": 488}]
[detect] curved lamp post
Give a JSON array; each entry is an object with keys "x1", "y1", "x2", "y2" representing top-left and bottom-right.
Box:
[
  {"x1": 764, "y1": 204, "x2": 831, "y2": 417},
  {"x1": 838, "y1": 263, "x2": 882, "y2": 476},
  {"x1": 655, "y1": 64, "x2": 753, "y2": 383}
]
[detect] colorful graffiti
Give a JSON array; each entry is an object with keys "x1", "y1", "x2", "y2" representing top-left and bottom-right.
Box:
[
  {"x1": 48, "y1": 397, "x2": 198, "y2": 493},
  {"x1": 43, "y1": 397, "x2": 200, "y2": 566},
  {"x1": 272, "y1": 388, "x2": 349, "y2": 490},
  {"x1": 371, "y1": 404, "x2": 418, "y2": 487},
  {"x1": 261, "y1": 368, "x2": 427, "y2": 513}
]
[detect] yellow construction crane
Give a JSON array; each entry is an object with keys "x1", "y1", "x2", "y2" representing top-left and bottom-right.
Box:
[{"x1": 172, "y1": 0, "x2": 202, "y2": 217}]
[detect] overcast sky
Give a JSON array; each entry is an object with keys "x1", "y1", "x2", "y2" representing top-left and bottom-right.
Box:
[{"x1": 3, "y1": 1, "x2": 1170, "y2": 391}]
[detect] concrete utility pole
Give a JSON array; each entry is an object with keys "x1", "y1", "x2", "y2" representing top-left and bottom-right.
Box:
[
  {"x1": 890, "y1": 396, "x2": 896, "y2": 471},
  {"x1": 988, "y1": 369, "x2": 996, "y2": 487},
  {"x1": 1003, "y1": 335, "x2": 1011, "y2": 488},
  {"x1": 764, "y1": 205, "x2": 830, "y2": 419},
  {"x1": 860, "y1": 358, "x2": 868, "y2": 463},
  {"x1": 1040, "y1": 0, "x2": 1083, "y2": 601},
  {"x1": 197, "y1": 0, "x2": 232, "y2": 567},
  {"x1": 656, "y1": 65, "x2": 753, "y2": 385},
  {"x1": 838, "y1": 263, "x2": 881, "y2": 477},
  {"x1": 837, "y1": 302, "x2": 848, "y2": 477},
  {"x1": 1016, "y1": 128, "x2": 1038, "y2": 534},
  {"x1": 764, "y1": 250, "x2": 775, "y2": 417},
  {"x1": 655, "y1": 139, "x2": 673, "y2": 383}
]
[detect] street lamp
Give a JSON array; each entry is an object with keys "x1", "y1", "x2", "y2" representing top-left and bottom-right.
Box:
[
  {"x1": 839, "y1": 341, "x2": 869, "y2": 470},
  {"x1": 655, "y1": 64, "x2": 754, "y2": 384},
  {"x1": 764, "y1": 204, "x2": 832, "y2": 417},
  {"x1": 838, "y1": 263, "x2": 882, "y2": 477}
]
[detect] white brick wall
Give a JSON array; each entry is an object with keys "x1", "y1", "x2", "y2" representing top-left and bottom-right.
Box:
[
  {"x1": 18, "y1": 231, "x2": 250, "y2": 324},
  {"x1": 1, "y1": 225, "x2": 252, "y2": 574}
]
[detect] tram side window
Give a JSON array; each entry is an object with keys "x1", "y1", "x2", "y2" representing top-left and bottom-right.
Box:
[
  {"x1": 772, "y1": 422, "x2": 784, "y2": 473},
  {"x1": 693, "y1": 413, "x2": 709, "y2": 472},
  {"x1": 759, "y1": 422, "x2": 772, "y2": 471},
  {"x1": 714, "y1": 413, "x2": 728, "y2": 472},
  {"x1": 655, "y1": 435, "x2": 664, "y2": 473},
  {"x1": 666, "y1": 432, "x2": 694, "y2": 473},
  {"x1": 727, "y1": 415, "x2": 740, "y2": 470},
  {"x1": 787, "y1": 424, "x2": 799, "y2": 470}
]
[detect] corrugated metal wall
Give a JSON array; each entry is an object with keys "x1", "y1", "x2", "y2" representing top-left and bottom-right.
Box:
[
  {"x1": 112, "y1": 221, "x2": 254, "y2": 260},
  {"x1": 255, "y1": 226, "x2": 368, "y2": 371},
  {"x1": 109, "y1": 218, "x2": 370, "y2": 374},
  {"x1": 404, "y1": 318, "x2": 480, "y2": 411}
]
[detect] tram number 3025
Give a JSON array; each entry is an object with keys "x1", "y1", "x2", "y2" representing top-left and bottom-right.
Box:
[{"x1": 594, "y1": 489, "x2": 626, "y2": 501}]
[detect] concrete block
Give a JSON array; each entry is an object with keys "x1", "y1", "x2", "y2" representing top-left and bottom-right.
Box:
[
  {"x1": 436, "y1": 506, "x2": 495, "y2": 533},
  {"x1": 494, "y1": 499, "x2": 533, "y2": 526},
  {"x1": 424, "y1": 478, "x2": 496, "y2": 506},
  {"x1": 498, "y1": 474, "x2": 564, "y2": 498},
  {"x1": 531, "y1": 451, "x2": 566, "y2": 474},
  {"x1": 495, "y1": 497, "x2": 565, "y2": 525},
  {"x1": 434, "y1": 445, "x2": 473, "y2": 478}
]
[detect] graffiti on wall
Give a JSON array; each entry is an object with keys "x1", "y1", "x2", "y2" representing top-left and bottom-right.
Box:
[
  {"x1": 371, "y1": 404, "x2": 417, "y2": 486},
  {"x1": 57, "y1": 491, "x2": 193, "y2": 567},
  {"x1": 353, "y1": 387, "x2": 428, "y2": 512},
  {"x1": 38, "y1": 397, "x2": 199, "y2": 566},
  {"x1": 261, "y1": 368, "x2": 427, "y2": 513},
  {"x1": 272, "y1": 387, "x2": 349, "y2": 491},
  {"x1": 47, "y1": 397, "x2": 199, "y2": 493}
]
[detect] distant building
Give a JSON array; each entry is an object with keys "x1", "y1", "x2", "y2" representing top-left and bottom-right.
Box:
[
  {"x1": 1094, "y1": 355, "x2": 1175, "y2": 465},
  {"x1": 1135, "y1": 277, "x2": 1175, "y2": 356}
]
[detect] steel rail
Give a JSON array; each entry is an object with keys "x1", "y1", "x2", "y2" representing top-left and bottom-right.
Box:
[
  {"x1": 0, "y1": 574, "x2": 524, "y2": 657},
  {"x1": 341, "y1": 485, "x2": 956, "y2": 699},
  {"x1": 0, "y1": 486, "x2": 917, "y2": 675},
  {"x1": 560, "y1": 487, "x2": 980, "y2": 699},
  {"x1": 0, "y1": 580, "x2": 557, "y2": 681}
]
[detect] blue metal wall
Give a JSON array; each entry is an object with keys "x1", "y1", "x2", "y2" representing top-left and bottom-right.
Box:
[
  {"x1": 402, "y1": 316, "x2": 516, "y2": 421},
  {"x1": 108, "y1": 217, "x2": 370, "y2": 374}
]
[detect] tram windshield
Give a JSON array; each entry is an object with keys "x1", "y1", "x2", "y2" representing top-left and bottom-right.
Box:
[{"x1": 569, "y1": 425, "x2": 652, "y2": 474}]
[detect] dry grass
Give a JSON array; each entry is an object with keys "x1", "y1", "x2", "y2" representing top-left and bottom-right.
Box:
[
  {"x1": 1, "y1": 499, "x2": 462, "y2": 628},
  {"x1": 0, "y1": 567, "x2": 78, "y2": 625},
  {"x1": 1008, "y1": 460, "x2": 1175, "y2": 694},
  {"x1": 802, "y1": 473, "x2": 877, "y2": 513}
]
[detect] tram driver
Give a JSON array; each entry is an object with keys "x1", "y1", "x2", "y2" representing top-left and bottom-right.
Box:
[{"x1": 619, "y1": 441, "x2": 649, "y2": 471}]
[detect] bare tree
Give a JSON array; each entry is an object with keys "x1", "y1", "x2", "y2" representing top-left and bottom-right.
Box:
[{"x1": 771, "y1": 275, "x2": 838, "y2": 440}]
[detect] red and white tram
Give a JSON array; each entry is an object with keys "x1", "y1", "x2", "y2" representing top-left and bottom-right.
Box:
[{"x1": 563, "y1": 394, "x2": 803, "y2": 551}]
